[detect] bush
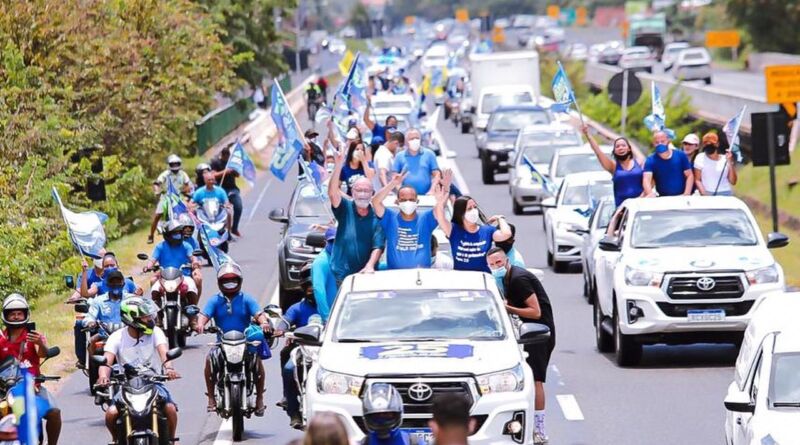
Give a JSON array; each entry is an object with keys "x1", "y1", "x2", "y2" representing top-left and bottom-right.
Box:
[{"x1": 0, "y1": 0, "x2": 240, "y2": 298}]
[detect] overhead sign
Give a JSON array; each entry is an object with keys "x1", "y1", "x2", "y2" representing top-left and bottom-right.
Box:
[
  {"x1": 705, "y1": 30, "x2": 740, "y2": 48},
  {"x1": 765, "y1": 65, "x2": 800, "y2": 104},
  {"x1": 608, "y1": 71, "x2": 643, "y2": 106},
  {"x1": 404, "y1": 15, "x2": 415, "y2": 26},
  {"x1": 455, "y1": 8, "x2": 469, "y2": 23},
  {"x1": 576, "y1": 7, "x2": 588, "y2": 26},
  {"x1": 547, "y1": 5, "x2": 560, "y2": 20}
]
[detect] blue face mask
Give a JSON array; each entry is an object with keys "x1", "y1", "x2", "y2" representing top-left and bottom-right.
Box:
[
  {"x1": 491, "y1": 266, "x2": 507, "y2": 280},
  {"x1": 109, "y1": 285, "x2": 124, "y2": 299},
  {"x1": 170, "y1": 232, "x2": 183, "y2": 240},
  {"x1": 655, "y1": 143, "x2": 669, "y2": 154}
]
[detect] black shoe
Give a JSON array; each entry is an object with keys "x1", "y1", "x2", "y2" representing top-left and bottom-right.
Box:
[
  {"x1": 76, "y1": 360, "x2": 86, "y2": 370},
  {"x1": 276, "y1": 398, "x2": 287, "y2": 409},
  {"x1": 289, "y1": 413, "x2": 303, "y2": 430}
]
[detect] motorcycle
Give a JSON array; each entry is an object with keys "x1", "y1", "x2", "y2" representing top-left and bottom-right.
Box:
[
  {"x1": 307, "y1": 95, "x2": 324, "y2": 122},
  {"x1": 82, "y1": 320, "x2": 125, "y2": 397},
  {"x1": 195, "y1": 199, "x2": 229, "y2": 257},
  {"x1": 282, "y1": 314, "x2": 322, "y2": 428},
  {"x1": 93, "y1": 348, "x2": 182, "y2": 445}
]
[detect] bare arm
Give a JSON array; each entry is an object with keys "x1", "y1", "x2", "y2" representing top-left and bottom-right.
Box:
[
  {"x1": 435, "y1": 170, "x2": 453, "y2": 237},
  {"x1": 682, "y1": 168, "x2": 694, "y2": 196},
  {"x1": 642, "y1": 172, "x2": 656, "y2": 197},
  {"x1": 372, "y1": 173, "x2": 406, "y2": 218},
  {"x1": 693, "y1": 167, "x2": 707, "y2": 195},
  {"x1": 364, "y1": 98, "x2": 376, "y2": 130},
  {"x1": 726, "y1": 152, "x2": 737, "y2": 185},
  {"x1": 581, "y1": 125, "x2": 615, "y2": 174},
  {"x1": 79, "y1": 263, "x2": 90, "y2": 298},
  {"x1": 506, "y1": 294, "x2": 541, "y2": 319},
  {"x1": 491, "y1": 216, "x2": 512, "y2": 242},
  {"x1": 361, "y1": 248, "x2": 383, "y2": 273},
  {"x1": 328, "y1": 145, "x2": 347, "y2": 208},
  {"x1": 427, "y1": 170, "x2": 442, "y2": 194}
]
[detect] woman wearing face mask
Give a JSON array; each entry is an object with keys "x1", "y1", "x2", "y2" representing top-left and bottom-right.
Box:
[
  {"x1": 339, "y1": 141, "x2": 375, "y2": 196},
  {"x1": 582, "y1": 125, "x2": 646, "y2": 207},
  {"x1": 693, "y1": 132, "x2": 737, "y2": 196},
  {"x1": 438, "y1": 195, "x2": 513, "y2": 272}
]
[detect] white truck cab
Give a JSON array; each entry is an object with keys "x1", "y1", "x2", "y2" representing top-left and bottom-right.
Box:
[{"x1": 293, "y1": 269, "x2": 551, "y2": 445}]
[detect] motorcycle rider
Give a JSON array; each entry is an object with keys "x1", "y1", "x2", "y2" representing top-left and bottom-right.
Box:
[
  {"x1": 281, "y1": 262, "x2": 320, "y2": 429},
  {"x1": 97, "y1": 297, "x2": 180, "y2": 444},
  {"x1": 195, "y1": 162, "x2": 212, "y2": 190},
  {"x1": 176, "y1": 213, "x2": 203, "y2": 298},
  {"x1": 148, "y1": 154, "x2": 193, "y2": 244},
  {"x1": 306, "y1": 81, "x2": 323, "y2": 120},
  {"x1": 144, "y1": 219, "x2": 201, "y2": 287},
  {"x1": 0, "y1": 294, "x2": 62, "y2": 444},
  {"x1": 210, "y1": 144, "x2": 243, "y2": 238},
  {"x1": 193, "y1": 170, "x2": 233, "y2": 234},
  {"x1": 195, "y1": 263, "x2": 271, "y2": 415},
  {"x1": 362, "y1": 383, "x2": 417, "y2": 445},
  {"x1": 83, "y1": 270, "x2": 131, "y2": 358}
]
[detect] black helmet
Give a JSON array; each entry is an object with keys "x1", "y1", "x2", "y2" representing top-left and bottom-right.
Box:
[
  {"x1": 362, "y1": 383, "x2": 404, "y2": 438},
  {"x1": 164, "y1": 219, "x2": 184, "y2": 245}
]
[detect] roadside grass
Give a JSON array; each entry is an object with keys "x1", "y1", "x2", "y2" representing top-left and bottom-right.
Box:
[
  {"x1": 750, "y1": 211, "x2": 800, "y2": 288},
  {"x1": 345, "y1": 38, "x2": 384, "y2": 54},
  {"x1": 736, "y1": 163, "x2": 800, "y2": 220}
]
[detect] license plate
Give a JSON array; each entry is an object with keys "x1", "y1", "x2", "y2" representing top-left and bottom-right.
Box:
[
  {"x1": 687, "y1": 309, "x2": 726, "y2": 322},
  {"x1": 403, "y1": 429, "x2": 433, "y2": 445}
]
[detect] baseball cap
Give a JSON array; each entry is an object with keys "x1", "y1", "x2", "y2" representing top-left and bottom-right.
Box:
[
  {"x1": 304, "y1": 129, "x2": 319, "y2": 138},
  {"x1": 702, "y1": 132, "x2": 719, "y2": 146},
  {"x1": 681, "y1": 133, "x2": 700, "y2": 145}
]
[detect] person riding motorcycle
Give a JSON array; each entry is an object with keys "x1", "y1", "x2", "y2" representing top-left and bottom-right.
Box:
[
  {"x1": 0, "y1": 293, "x2": 62, "y2": 445},
  {"x1": 83, "y1": 271, "x2": 131, "y2": 358},
  {"x1": 306, "y1": 81, "x2": 323, "y2": 120},
  {"x1": 176, "y1": 213, "x2": 203, "y2": 298},
  {"x1": 362, "y1": 383, "x2": 417, "y2": 445},
  {"x1": 97, "y1": 297, "x2": 180, "y2": 444},
  {"x1": 144, "y1": 219, "x2": 201, "y2": 287},
  {"x1": 195, "y1": 263, "x2": 271, "y2": 415},
  {"x1": 195, "y1": 162, "x2": 212, "y2": 190},
  {"x1": 148, "y1": 154, "x2": 193, "y2": 244},
  {"x1": 281, "y1": 261, "x2": 320, "y2": 429}
]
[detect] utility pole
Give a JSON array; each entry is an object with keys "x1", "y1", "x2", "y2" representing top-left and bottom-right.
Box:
[{"x1": 295, "y1": 0, "x2": 302, "y2": 76}]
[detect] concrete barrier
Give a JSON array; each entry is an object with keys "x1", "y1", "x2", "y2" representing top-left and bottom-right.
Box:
[{"x1": 747, "y1": 52, "x2": 800, "y2": 73}]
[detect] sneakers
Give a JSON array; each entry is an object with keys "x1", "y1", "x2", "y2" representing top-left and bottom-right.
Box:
[
  {"x1": 289, "y1": 413, "x2": 303, "y2": 430},
  {"x1": 533, "y1": 432, "x2": 549, "y2": 445}
]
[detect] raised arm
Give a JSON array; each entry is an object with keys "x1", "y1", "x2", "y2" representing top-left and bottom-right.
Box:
[
  {"x1": 581, "y1": 125, "x2": 615, "y2": 174},
  {"x1": 364, "y1": 97, "x2": 376, "y2": 130},
  {"x1": 435, "y1": 170, "x2": 453, "y2": 237},
  {"x1": 491, "y1": 216, "x2": 512, "y2": 242},
  {"x1": 372, "y1": 172, "x2": 406, "y2": 218},
  {"x1": 725, "y1": 151, "x2": 737, "y2": 185},
  {"x1": 328, "y1": 145, "x2": 347, "y2": 208}
]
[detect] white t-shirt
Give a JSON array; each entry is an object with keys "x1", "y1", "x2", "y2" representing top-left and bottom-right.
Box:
[
  {"x1": 372, "y1": 145, "x2": 395, "y2": 190},
  {"x1": 105, "y1": 327, "x2": 168, "y2": 372},
  {"x1": 694, "y1": 152, "x2": 732, "y2": 193}
]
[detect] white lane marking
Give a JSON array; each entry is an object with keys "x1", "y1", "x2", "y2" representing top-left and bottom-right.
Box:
[
  {"x1": 550, "y1": 364, "x2": 565, "y2": 387},
  {"x1": 212, "y1": 418, "x2": 232, "y2": 445},
  {"x1": 247, "y1": 178, "x2": 273, "y2": 224},
  {"x1": 269, "y1": 285, "x2": 280, "y2": 307},
  {"x1": 430, "y1": 107, "x2": 470, "y2": 195},
  {"x1": 555, "y1": 394, "x2": 585, "y2": 421}
]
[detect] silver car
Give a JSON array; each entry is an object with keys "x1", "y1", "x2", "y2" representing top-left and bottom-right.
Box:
[
  {"x1": 508, "y1": 124, "x2": 583, "y2": 214},
  {"x1": 673, "y1": 47, "x2": 713, "y2": 84},
  {"x1": 579, "y1": 197, "x2": 616, "y2": 304}
]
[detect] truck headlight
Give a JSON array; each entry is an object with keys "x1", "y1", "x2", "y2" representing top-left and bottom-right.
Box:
[
  {"x1": 316, "y1": 368, "x2": 363, "y2": 396},
  {"x1": 557, "y1": 221, "x2": 583, "y2": 232},
  {"x1": 288, "y1": 237, "x2": 314, "y2": 254},
  {"x1": 746, "y1": 264, "x2": 780, "y2": 284},
  {"x1": 477, "y1": 364, "x2": 525, "y2": 394},
  {"x1": 624, "y1": 266, "x2": 663, "y2": 287}
]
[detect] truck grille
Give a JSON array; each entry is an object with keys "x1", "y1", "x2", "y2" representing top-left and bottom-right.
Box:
[
  {"x1": 656, "y1": 301, "x2": 754, "y2": 317},
  {"x1": 384, "y1": 380, "x2": 474, "y2": 415},
  {"x1": 666, "y1": 274, "x2": 745, "y2": 300},
  {"x1": 353, "y1": 415, "x2": 489, "y2": 435}
]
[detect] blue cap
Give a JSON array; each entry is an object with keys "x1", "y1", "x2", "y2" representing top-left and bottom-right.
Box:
[
  {"x1": 655, "y1": 144, "x2": 669, "y2": 154},
  {"x1": 325, "y1": 227, "x2": 337, "y2": 241},
  {"x1": 348, "y1": 118, "x2": 357, "y2": 128}
]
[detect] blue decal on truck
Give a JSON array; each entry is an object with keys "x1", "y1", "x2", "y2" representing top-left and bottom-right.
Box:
[{"x1": 360, "y1": 344, "x2": 474, "y2": 360}]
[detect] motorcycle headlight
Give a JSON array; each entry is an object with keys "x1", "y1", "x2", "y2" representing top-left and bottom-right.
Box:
[
  {"x1": 746, "y1": 264, "x2": 780, "y2": 284},
  {"x1": 557, "y1": 221, "x2": 584, "y2": 232},
  {"x1": 288, "y1": 237, "x2": 314, "y2": 254},
  {"x1": 477, "y1": 364, "x2": 525, "y2": 395},
  {"x1": 222, "y1": 343, "x2": 246, "y2": 364},
  {"x1": 624, "y1": 266, "x2": 663, "y2": 287},
  {"x1": 163, "y1": 280, "x2": 179, "y2": 293},
  {"x1": 316, "y1": 368, "x2": 363, "y2": 396},
  {"x1": 123, "y1": 389, "x2": 155, "y2": 415}
]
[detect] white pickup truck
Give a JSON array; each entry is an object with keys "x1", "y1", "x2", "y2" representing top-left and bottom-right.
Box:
[
  {"x1": 293, "y1": 269, "x2": 551, "y2": 445},
  {"x1": 464, "y1": 51, "x2": 540, "y2": 136}
]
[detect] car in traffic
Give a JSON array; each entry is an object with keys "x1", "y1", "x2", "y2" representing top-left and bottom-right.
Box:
[
  {"x1": 476, "y1": 104, "x2": 553, "y2": 184},
  {"x1": 619, "y1": 46, "x2": 655, "y2": 73},
  {"x1": 661, "y1": 41, "x2": 690, "y2": 70},
  {"x1": 269, "y1": 181, "x2": 331, "y2": 311},
  {"x1": 597, "y1": 44, "x2": 624, "y2": 65},
  {"x1": 592, "y1": 196, "x2": 788, "y2": 366},
  {"x1": 579, "y1": 197, "x2": 616, "y2": 304},
  {"x1": 422, "y1": 45, "x2": 449, "y2": 72},
  {"x1": 673, "y1": 47, "x2": 713, "y2": 84},
  {"x1": 724, "y1": 292, "x2": 800, "y2": 445},
  {"x1": 542, "y1": 172, "x2": 613, "y2": 273},
  {"x1": 294, "y1": 269, "x2": 552, "y2": 445},
  {"x1": 328, "y1": 38, "x2": 347, "y2": 55},
  {"x1": 508, "y1": 123, "x2": 583, "y2": 214},
  {"x1": 472, "y1": 85, "x2": 536, "y2": 136},
  {"x1": 547, "y1": 143, "x2": 612, "y2": 191}
]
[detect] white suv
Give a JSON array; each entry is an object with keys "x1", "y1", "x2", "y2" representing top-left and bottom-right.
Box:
[
  {"x1": 592, "y1": 196, "x2": 788, "y2": 366},
  {"x1": 293, "y1": 269, "x2": 551, "y2": 444}
]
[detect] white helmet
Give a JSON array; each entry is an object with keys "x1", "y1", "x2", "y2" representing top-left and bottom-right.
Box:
[
  {"x1": 2, "y1": 293, "x2": 30, "y2": 327},
  {"x1": 167, "y1": 154, "x2": 182, "y2": 171}
]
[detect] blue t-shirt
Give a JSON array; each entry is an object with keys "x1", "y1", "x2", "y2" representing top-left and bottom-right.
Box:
[
  {"x1": 285, "y1": 300, "x2": 318, "y2": 328},
  {"x1": 184, "y1": 236, "x2": 200, "y2": 251},
  {"x1": 613, "y1": 160, "x2": 645, "y2": 206},
  {"x1": 79, "y1": 268, "x2": 103, "y2": 288},
  {"x1": 449, "y1": 224, "x2": 497, "y2": 273},
  {"x1": 644, "y1": 150, "x2": 691, "y2": 197},
  {"x1": 152, "y1": 241, "x2": 194, "y2": 273},
  {"x1": 330, "y1": 199, "x2": 386, "y2": 282},
  {"x1": 340, "y1": 163, "x2": 367, "y2": 195},
  {"x1": 394, "y1": 149, "x2": 440, "y2": 195},
  {"x1": 96, "y1": 278, "x2": 137, "y2": 295},
  {"x1": 380, "y1": 208, "x2": 439, "y2": 269},
  {"x1": 192, "y1": 185, "x2": 228, "y2": 205},
  {"x1": 372, "y1": 123, "x2": 387, "y2": 145},
  {"x1": 312, "y1": 251, "x2": 339, "y2": 322},
  {"x1": 202, "y1": 292, "x2": 261, "y2": 333}
]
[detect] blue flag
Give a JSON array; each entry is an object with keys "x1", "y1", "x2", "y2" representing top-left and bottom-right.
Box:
[
  {"x1": 270, "y1": 81, "x2": 305, "y2": 181},
  {"x1": 522, "y1": 155, "x2": 556, "y2": 195},
  {"x1": 52, "y1": 187, "x2": 108, "y2": 259},
  {"x1": 551, "y1": 61, "x2": 575, "y2": 113},
  {"x1": 339, "y1": 52, "x2": 368, "y2": 117},
  {"x1": 11, "y1": 368, "x2": 39, "y2": 445},
  {"x1": 573, "y1": 195, "x2": 598, "y2": 218},
  {"x1": 644, "y1": 82, "x2": 666, "y2": 131},
  {"x1": 226, "y1": 141, "x2": 257, "y2": 187},
  {"x1": 198, "y1": 224, "x2": 234, "y2": 271},
  {"x1": 164, "y1": 176, "x2": 189, "y2": 220}
]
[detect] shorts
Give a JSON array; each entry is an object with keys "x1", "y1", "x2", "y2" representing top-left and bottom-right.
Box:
[
  {"x1": 155, "y1": 195, "x2": 168, "y2": 215},
  {"x1": 37, "y1": 386, "x2": 59, "y2": 411},
  {"x1": 524, "y1": 337, "x2": 555, "y2": 383}
]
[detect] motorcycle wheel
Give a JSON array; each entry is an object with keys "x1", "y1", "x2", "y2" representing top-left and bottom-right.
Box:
[
  {"x1": 88, "y1": 356, "x2": 99, "y2": 396},
  {"x1": 231, "y1": 383, "x2": 245, "y2": 442},
  {"x1": 165, "y1": 308, "x2": 179, "y2": 350}
]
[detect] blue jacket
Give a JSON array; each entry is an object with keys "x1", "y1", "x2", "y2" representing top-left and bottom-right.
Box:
[{"x1": 312, "y1": 251, "x2": 339, "y2": 322}]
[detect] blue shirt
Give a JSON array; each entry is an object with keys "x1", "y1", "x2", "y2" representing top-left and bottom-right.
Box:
[
  {"x1": 450, "y1": 224, "x2": 497, "y2": 273},
  {"x1": 644, "y1": 150, "x2": 691, "y2": 197},
  {"x1": 330, "y1": 199, "x2": 386, "y2": 282},
  {"x1": 184, "y1": 236, "x2": 200, "y2": 251},
  {"x1": 394, "y1": 149, "x2": 440, "y2": 195},
  {"x1": 285, "y1": 300, "x2": 318, "y2": 328},
  {"x1": 96, "y1": 278, "x2": 137, "y2": 295},
  {"x1": 79, "y1": 268, "x2": 103, "y2": 288},
  {"x1": 613, "y1": 160, "x2": 645, "y2": 206},
  {"x1": 372, "y1": 123, "x2": 387, "y2": 145},
  {"x1": 192, "y1": 185, "x2": 228, "y2": 205},
  {"x1": 85, "y1": 293, "x2": 126, "y2": 324},
  {"x1": 152, "y1": 241, "x2": 194, "y2": 273},
  {"x1": 312, "y1": 251, "x2": 339, "y2": 322},
  {"x1": 380, "y1": 208, "x2": 438, "y2": 269},
  {"x1": 340, "y1": 163, "x2": 367, "y2": 195},
  {"x1": 202, "y1": 292, "x2": 261, "y2": 333}
]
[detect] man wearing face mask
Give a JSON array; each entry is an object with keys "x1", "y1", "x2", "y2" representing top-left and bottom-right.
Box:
[
  {"x1": 486, "y1": 247, "x2": 555, "y2": 445},
  {"x1": 328, "y1": 144, "x2": 385, "y2": 283},
  {"x1": 693, "y1": 132, "x2": 737, "y2": 196},
  {"x1": 144, "y1": 220, "x2": 201, "y2": 286},
  {"x1": 373, "y1": 131, "x2": 404, "y2": 190},
  {"x1": 642, "y1": 131, "x2": 693, "y2": 197},
  {"x1": 371, "y1": 171, "x2": 451, "y2": 270},
  {"x1": 312, "y1": 227, "x2": 339, "y2": 322},
  {"x1": 195, "y1": 263, "x2": 271, "y2": 415},
  {"x1": 83, "y1": 270, "x2": 132, "y2": 359},
  {"x1": 393, "y1": 128, "x2": 441, "y2": 195}
]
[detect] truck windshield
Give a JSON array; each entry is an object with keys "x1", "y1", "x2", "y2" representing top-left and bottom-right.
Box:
[
  {"x1": 335, "y1": 290, "x2": 506, "y2": 342},
  {"x1": 770, "y1": 352, "x2": 800, "y2": 408},
  {"x1": 489, "y1": 110, "x2": 550, "y2": 131},
  {"x1": 631, "y1": 209, "x2": 759, "y2": 248},
  {"x1": 481, "y1": 92, "x2": 534, "y2": 114},
  {"x1": 562, "y1": 181, "x2": 613, "y2": 206}
]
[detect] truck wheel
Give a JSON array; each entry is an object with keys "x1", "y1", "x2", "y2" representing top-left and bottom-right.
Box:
[
  {"x1": 704, "y1": 77, "x2": 712, "y2": 85},
  {"x1": 461, "y1": 122, "x2": 470, "y2": 134},
  {"x1": 512, "y1": 200, "x2": 523, "y2": 215},
  {"x1": 554, "y1": 260, "x2": 568, "y2": 273},
  {"x1": 481, "y1": 156, "x2": 495, "y2": 184},
  {"x1": 595, "y1": 302, "x2": 614, "y2": 353},
  {"x1": 614, "y1": 309, "x2": 642, "y2": 366},
  {"x1": 546, "y1": 250, "x2": 553, "y2": 267}
]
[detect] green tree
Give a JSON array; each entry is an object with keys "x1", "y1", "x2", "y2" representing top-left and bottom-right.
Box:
[
  {"x1": 350, "y1": 2, "x2": 372, "y2": 37},
  {"x1": 725, "y1": 0, "x2": 800, "y2": 53}
]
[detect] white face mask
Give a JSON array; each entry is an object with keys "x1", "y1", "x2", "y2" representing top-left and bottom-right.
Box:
[
  {"x1": 398, "y1": 201, "x2": 418, "y2": 215},
  {"x1": 464, "y1": 208, "x2": 480, "y2": 224},
  {"x1": 408, "y1": 139, "x2": 421, "y2": 152},
  {"x1": 221, "y1": 281, "x2": 239, "y2": 290},
  {"x1": 93, "y1": 258, "x2": 104, "y2": 269},
  {"x1": 354, "y1": 198, "x2": 371, "y2": 209}
]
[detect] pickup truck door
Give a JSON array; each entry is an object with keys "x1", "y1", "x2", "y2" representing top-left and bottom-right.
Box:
[{"x1": 594, "y1": 209, "x2": 627, "y2": 317}]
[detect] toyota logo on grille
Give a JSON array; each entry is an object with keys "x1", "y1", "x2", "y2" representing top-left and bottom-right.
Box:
[
  {"x1": 696, "y1": 276, "x2": 716, "y2": 291},
  {"x1": 407, "y1": 383, "x2": 433, "y2": 402}
]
